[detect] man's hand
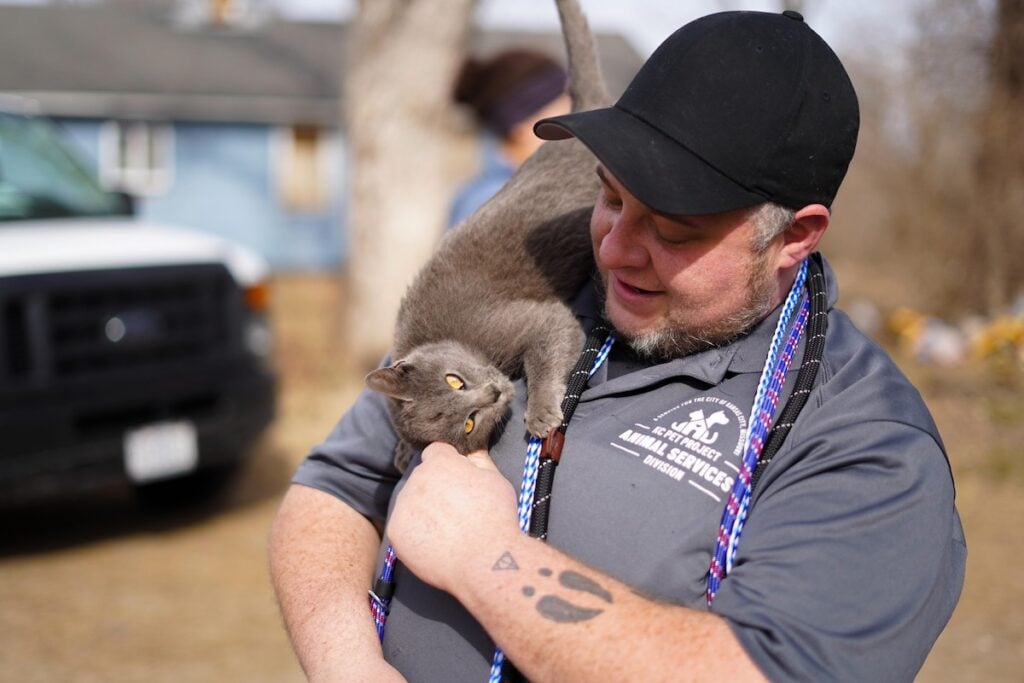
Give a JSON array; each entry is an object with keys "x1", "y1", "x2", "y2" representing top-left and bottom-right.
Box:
[{"x1": 386, "y1": 442, "x2": 520, "y2": 594}]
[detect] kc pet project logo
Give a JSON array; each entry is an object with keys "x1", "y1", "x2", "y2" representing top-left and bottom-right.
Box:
[{"x1": 611, "y1": 396, "x2": 747, "y2": 502}]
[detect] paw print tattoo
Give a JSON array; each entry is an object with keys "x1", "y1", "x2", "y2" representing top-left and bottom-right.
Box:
[{"x1": 493, "y1": 552, "x2": 613, "y2": 623}]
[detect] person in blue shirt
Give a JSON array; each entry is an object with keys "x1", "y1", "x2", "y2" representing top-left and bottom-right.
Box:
[{"x1": 448, "y1": 49, "x2": 572, "y2": 228}]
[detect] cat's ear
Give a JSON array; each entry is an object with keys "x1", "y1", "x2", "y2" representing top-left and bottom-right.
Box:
[{"x1": 365, "y1": 362, "x2": 414, "y2": 401}]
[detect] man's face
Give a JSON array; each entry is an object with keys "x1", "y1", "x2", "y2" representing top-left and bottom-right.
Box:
[{"x1": 591, "y1": 166, "x2": 784, "y2": 360}]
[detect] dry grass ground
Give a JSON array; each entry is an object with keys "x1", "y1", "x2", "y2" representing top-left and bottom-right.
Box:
[
  {"x1": 0, "y1": 273, "x2": 1019, "y2": 681},
  {"x1": 901, "y1": 360, "x2": 1024, "y2": 680}
]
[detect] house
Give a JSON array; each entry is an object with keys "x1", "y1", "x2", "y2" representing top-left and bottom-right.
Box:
[{"x1": 0, "y1": 0, "x2": 642, "y2": 270}]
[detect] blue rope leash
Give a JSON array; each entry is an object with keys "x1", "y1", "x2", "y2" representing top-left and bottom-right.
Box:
[
  {"x1": 729, "y1": 292, "x2": 809, "y2": 569},
  {"x1": 707, "y1": 258, "x2": 809, "y2": 604},
  {"x1": 369, "y1": 544, "x2": 396, "y2": 640}
]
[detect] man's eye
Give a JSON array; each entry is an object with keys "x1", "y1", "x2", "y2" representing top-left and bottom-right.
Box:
[
  {"x1": 654, "y1": 221, "x2": 697, "y2": 245},
  {"x1": 446, "y1": 374, "x2": 465, "y2": 390},
  {"x1": 656, "y1": 230, "x2": 691, "y2": 245}
]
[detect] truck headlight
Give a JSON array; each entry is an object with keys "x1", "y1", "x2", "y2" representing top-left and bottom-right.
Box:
[
  {"x1": 244, "y1": 315, "x2": 273, "y2": 359},
  {"x1": 243, "y1": 282, "x2": 274, "y2": 361}
]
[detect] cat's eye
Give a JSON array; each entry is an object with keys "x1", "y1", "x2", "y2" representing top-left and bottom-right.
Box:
[
  {"x1": 464, "y1": 415, "x2": 476, "y2": 434},
  {"x1": 445, "y1": 374, "x2": 465, "y2": 390}
]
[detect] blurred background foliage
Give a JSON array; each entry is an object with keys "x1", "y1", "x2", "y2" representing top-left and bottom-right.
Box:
[{"x1": 826, "y1": 0, "x2": 1023, "y2": 320}]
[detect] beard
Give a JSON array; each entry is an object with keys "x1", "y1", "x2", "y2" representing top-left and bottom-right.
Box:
[{"x1": 607, "y1": 250, "x2": 779, "y2": 362}]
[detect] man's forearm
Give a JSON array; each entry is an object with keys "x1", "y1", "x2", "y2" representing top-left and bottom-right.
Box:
[
  {"x1": 446, "y1": 528, "x2": 765, "y2": 683},
  {"x1": 268, "y1": 483, "x2": 402, "y2": 681}
]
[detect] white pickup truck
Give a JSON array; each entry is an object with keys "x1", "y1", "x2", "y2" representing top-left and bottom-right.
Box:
[{"x1": 0, "y1": 106, "x2": 276, "y2": 504}]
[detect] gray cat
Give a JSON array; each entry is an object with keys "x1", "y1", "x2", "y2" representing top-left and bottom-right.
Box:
[{"x1": 365, "y1": 0, "x2": 609, "y2": 472}]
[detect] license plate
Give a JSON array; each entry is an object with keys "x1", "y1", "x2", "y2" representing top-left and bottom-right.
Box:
[{"x1": 124, "y1": 420, "x2": 199, "y2": 484}]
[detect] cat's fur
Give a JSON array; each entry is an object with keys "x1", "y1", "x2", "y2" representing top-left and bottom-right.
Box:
[{"x1": 366, "y1": 0, "x2": 609, "y2": 472}]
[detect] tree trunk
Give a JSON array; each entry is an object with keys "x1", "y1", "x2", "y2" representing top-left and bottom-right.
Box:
[
  {"x1": 343, "y1": 0, "x2": 477, "y2": 367},
  {"x1": 977, "y1": 0, "x2": 1024, "y2": 313}
]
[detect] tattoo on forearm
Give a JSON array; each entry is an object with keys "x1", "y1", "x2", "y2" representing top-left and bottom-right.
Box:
[
  {"x1": 492, "y1": 551, "x2": 519, "y2": 571},
  {"x1": 517, "y1": 567, "x2": 614, "y2": 624},
  {"x1": 559, "y1": 570, "x2": 613, "y2": 603},
  {"x1": 536, "y1": 595, "x2": 604, "y2": 623}
]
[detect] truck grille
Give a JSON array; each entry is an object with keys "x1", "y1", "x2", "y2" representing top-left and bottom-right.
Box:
[{"x1": 0, "y1": 264, "x2": 238, "y2": 386}]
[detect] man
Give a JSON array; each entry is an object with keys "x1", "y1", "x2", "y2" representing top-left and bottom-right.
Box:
[{"x1": 269, "y1": 11, "x2": 965, "y2": 682}]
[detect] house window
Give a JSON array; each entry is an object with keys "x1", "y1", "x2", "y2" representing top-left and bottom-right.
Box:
[
  {"x1": 276, "y1": 124, "x2": 334, "y2": 212},
  {"x1": 99, "y1": 121, "x2": 174, "y2": 196}
]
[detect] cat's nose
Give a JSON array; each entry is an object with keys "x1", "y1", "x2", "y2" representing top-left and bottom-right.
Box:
[{"x1": 488, "y1": 385, "x2": 503, "y2": 401}]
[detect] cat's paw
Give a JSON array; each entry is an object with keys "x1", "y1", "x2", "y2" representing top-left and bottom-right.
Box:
[{"x1": 525, "y1": 402, "x2": 564, "y2": 438}]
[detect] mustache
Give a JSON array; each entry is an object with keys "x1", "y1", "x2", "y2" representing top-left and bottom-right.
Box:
[{"x1": 597, "y1": 253, "x2": 777, "y2": 362}]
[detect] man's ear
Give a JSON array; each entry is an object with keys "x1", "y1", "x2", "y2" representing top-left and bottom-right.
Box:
[
  {"x1": 365, "y1": 362, "x2": 413, "y2": 400},
  {"x1": 777, "y1": 204, "x2": 830, "y2": 269}
]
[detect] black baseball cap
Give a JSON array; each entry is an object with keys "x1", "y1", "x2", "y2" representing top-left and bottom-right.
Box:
[{"x1": 535, "y1": 10, "x2": 859, "y2": 215}]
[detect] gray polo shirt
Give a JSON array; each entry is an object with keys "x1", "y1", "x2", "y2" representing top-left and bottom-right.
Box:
[{"x1": 294, "y1": 256, "x2": 965, "y2": 682}]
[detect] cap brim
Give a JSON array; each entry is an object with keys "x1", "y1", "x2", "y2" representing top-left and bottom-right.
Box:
[{"x1": 535, "y1": 106, "x2": 766, "y2": 216}]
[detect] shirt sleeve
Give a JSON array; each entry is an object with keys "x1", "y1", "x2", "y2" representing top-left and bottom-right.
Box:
[
  {"x1": 710, "y1": 415, "x2": 966, "y2": 682},
  {"x1": 292, "y1": 385, "x2": 403, "y2": 525}
]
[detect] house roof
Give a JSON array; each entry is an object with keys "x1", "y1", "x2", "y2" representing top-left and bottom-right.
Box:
[{"x1": 0, "y1": 1, "x2": 643, "y2": 126}]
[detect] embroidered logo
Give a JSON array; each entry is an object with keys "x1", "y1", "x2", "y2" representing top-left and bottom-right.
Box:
[{"x1": 610, "y1": 396, "x2": 748, "y2": 502}]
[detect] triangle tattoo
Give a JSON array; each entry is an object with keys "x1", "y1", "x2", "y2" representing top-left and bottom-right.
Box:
[{"x1": 492, "y1": 551, "x2": 519, "y2": 571}]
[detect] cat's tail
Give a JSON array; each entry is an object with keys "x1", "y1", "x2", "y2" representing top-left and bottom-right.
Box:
[{"x1": 555, "y1": 0, "x2": 610, "y2": 112}]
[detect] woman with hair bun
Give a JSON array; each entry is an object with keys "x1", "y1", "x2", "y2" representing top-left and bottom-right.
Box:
[{"x1": 448, "y1": 48, "x2": 571, "y2": 227}]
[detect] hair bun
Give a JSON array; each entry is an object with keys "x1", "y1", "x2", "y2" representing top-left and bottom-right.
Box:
[{"x1": 452, "y1": 49, "x2": 567, "y2": 135}]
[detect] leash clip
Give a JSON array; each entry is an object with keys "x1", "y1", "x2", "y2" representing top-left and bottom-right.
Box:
[
  {"x1": 369, "y1": 576, "x2": 395, "y2": 614},
  {"x1": 369, "y1": 589, "x2": 389, "y2": 610},
  {"x1": 539, "y1": 427, "x2": 565, "y2": 463}
]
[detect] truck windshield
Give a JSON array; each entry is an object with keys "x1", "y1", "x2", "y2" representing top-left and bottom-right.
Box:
[{"x1": 0, "y1": 112, "x2": 128, "y2": 221}]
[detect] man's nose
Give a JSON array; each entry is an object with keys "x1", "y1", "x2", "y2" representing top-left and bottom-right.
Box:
[{"x1": 598, "y1": 208, "x2": 649, "y2": 269}]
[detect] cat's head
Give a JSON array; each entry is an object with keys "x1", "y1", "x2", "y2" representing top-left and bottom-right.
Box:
[{"x1": 365, "y1": 341, "x2": 515, "y2": 454}]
